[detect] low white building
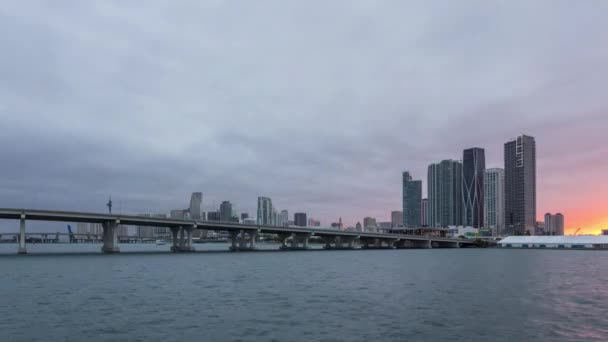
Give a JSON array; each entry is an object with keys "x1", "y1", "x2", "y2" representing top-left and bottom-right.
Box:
[
  {"x1": 498, "y1": 236, "x2": 608, "y2": 249},
  {"x1": 447, "y1": 226, "x2": 479, "y2": 239}
]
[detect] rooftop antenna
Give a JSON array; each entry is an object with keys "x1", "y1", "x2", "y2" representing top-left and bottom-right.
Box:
[{"x1": 106, "y1": 196, "x2": 113, "y2": 214}]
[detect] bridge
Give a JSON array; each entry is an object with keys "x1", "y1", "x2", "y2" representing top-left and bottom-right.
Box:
[{"x1": 0, "y1": 208, "x2": 476, "y2": 254}]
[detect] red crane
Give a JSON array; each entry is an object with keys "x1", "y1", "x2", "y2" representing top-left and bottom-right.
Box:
[{"x1": 573, "y1": 228, "x2": 582, "y2": 236}]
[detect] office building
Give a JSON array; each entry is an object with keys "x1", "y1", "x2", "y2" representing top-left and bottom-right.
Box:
[
  {"x1": 463, "y1": 148, "x2": 485, "y2": 228},
  {"x1": 421, "y1": 199, "x2": 428, "y2": 226},
  {"x1": 257, "y1": 197, "x2": 273, "y2": 225},
  {"x1": 391, "y1": 211, "x2": 403, "y2": 228},
  {"x1": 428, "y1": 160, "x2": 463, "y2": 227},
  {"x1": 207, "y1": 211, "x2": 221, "y2": 221},
  {"x1": 240, "y1": 213, "x2": 249, "y2": 221},
  {"x1": 484, "y1": 168, "x2": 505, "y2": 236},
  {"x1": 402, "y1": 172, "x2": 422, "y2": 227},
  {"x1": 355, "y1": 222, "x2": 362, "y2": 232},
  {"x1": 189, "y1": 192, "x2": 202, "y2": 220},
  {"x1": 363, "y1": 217, "x2": 377, "y2": 231},
  {"x1": 294, "y1": 213, "x2": 307, "y2": 227},
  {"x1": 505, "y1": 135, "x2": 536, "y2": 235},
  {"x1": 545, "y1": 213, "x2": 565, "y2": 235},
  {"x1": 220, "y1": 201, "x2": 233, "y2": 222},
  {"x1": 277, "y1": 210, "x2": 289, "y2": 227}
]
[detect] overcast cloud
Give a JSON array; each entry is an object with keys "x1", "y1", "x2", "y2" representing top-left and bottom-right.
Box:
[{"x1": 1, "y1": 1, "x2": 608, "y2": 232}]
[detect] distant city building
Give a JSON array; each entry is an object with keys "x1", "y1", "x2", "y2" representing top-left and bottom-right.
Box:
[
  {"x1": 330, "y1": 218, "x2": 343, "y2": 230},
  {"x1": 484, "y1": 168, "x2": 505, "y2": 236},
  {"x1": 363, "y1": 217, "x2": 377, "y2": 232},
  {"x1": 240, "y1": 213, "x2": 249, "y2": 221},
  {"x1": 189, "y1": 192, "x2": 202, "y2": 220},
  {"x1": 277, "y1": 210, "x2": 289, "y2": 227},
  {"x1": 76, "y1": 222, "x2": 103, "y2": 235},
  {"x1": 257, "y1": 197, "x2": 274, "y2": 225},
  {"x1": 402, "y1": 171, "x2": 422, "y2": 227},
  {"x1": 602, "y1": 229, "x2": 608, "y2": 236},
  {"x1": 421, "y1": 199, "x2": 428, "y2": 227},
  {"x1": 463, "y1": 148, "x2": 485, "y2": 228},
  {"x1": 207, "y1": 211, "x2": 221, "y2": 221},
  {"x1": 136, "y1": 213, "x2": 167, "y2": 238},
  {"x1": 428, "y1": 160, "x2": 463, "y2": 228},
  {"x1": 272, "y1": 208, "x2": 278, "y2": 226},
  {"x1": 391, "y1": 211, "x2": 403, "y2": 228},
  {"x1": 534, "y1": 221, "x2": 545, "y2": 236},
  {"x1": 355, "y1": 222, "x2": 363, "y2": 232},
  {"x1": 294, "y1": 213, "x2": 307, "y2": 227},
  {"x1": 242, "y1": 218, "x2": 257, "y2": 225},
  {"x1": 220, "y1": 201, "x2": 233, "y2": 222},
  {"x1": 170, "y1": 209, "x2": 186, "y2": 220},
  {"x1": 378, "y1": 222, "x2": 392, "y2": 232},
  {"x1": 505, "y1": 135, "x2": 536, "y2": 235},
  {"x1": 545, "y1": 213, "x2": 565, "y2": 235},
  {"x1": 307, "y1": 218, "x2": 320, "y2": 226}
]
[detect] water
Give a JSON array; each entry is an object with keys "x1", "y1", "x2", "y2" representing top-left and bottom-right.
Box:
[{"x1": 0, "y1": 246, "x2": 606, "y2": 341}]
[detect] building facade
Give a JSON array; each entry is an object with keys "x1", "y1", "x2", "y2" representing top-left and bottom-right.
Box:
[
  {"x1": 421, "y1": 198, "x2": 428, "y2": 227},
  {"x1": 463, "y1": 148, "x2": 485, "y2": 228},
  {"x1": 505, "y1": 135, "x2": 536, "y2": 235},
  {"x1": 189, "y1": 192, "x2": 202, "y2": 220},
  {"x1": 402, "y1": 172, "x2": 422, "y2": 227},
  {"x1": 484, "y1": 168, "x2": 505, "y2": 236},
  {"x1": 257, "y1": 197, "x2": 274, "y2": 225},
  {"x1": 428, "y1": 160, "x2": 463, "y2": 228},
  {"x1": 545, "y1": 213, "x2": 565, "y2": 235},
  {"x1": 220, "y1": 201, "x2": 233, "y2": 222},
  {"x1": 277, "y1": 210, "x2": 289, "y2": 227},
  {"x1": 391, "y1": 211, "x2": 403, "y2": 228},
  {"x1": 294, "y1": 213, "x2": 307, "y2": 227}
]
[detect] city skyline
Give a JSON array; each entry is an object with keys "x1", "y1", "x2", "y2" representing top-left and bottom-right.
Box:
[{"x1": 1, "y1": 2, "x2": 608, "y2": 234}]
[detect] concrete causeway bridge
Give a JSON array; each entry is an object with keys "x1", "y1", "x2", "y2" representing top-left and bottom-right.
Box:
[{"x1": 0, "y1": 208, "x2": 476, "y2": 254}]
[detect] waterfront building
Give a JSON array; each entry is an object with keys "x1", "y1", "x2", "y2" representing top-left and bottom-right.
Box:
[
  {"x1": 242, "y1": 218, "x2": 257, "y2": 225},
  {"x1": 220, "y1": 201, "x2": 233, "y2": 222},
  {"x1": 207, "y1": 211, "x2": 221, "y2": 221},
  {"x1": 363, "y1": 217, "x2": 377, "y2": 232},
  {"x1": 428, "y1": 160, "x2": 463, "y2": 228},
  {"x1": 136, "y1": 213, "x2": 167, "y2": 238},
  {"x1": 421, "y1": 199, "x2": 428, "y2": 227},
  {"x1": 189, "y1": 192, "x2": 202, "y2": 220},
  {"x1": 535, "y1": 221, "x2": 546, "y2": 236},
  {"x1": 272, "y1": 208, "x2": 278, "y2": 226},
  {"x1": 545, "y1": 213, "x2": 565, "y2": 235},
  {"x1": 463, "y1": 148, "x2": 485, "y2": 228},
  {"x1": 391, "y1": 211, "x2": 403, "y2": 228},
  {"x1": 504, "y1": 135, "x2": 536, "y2": 235},
  {"x1": 402, "y1": 171, "x2": 422, "y2": 227},
  {"x1": 257, "y1": 197, "x2": 274, "y2": 225},
  {"x1": 76, "y1": 222, "x2": 103, "y2": 235},
  {"x1": 484, "y1": 168, "x2": 505, "y2": 236},
  {"x1": 355, "y1": 222, "x2": 362, "y2": 232},
  {"x1": 307, "y1": 218, "x2": 320, "y2": 226},
  {"x1": 240, "y1": 213, "x2": 249, "y2": 221},
  {"x1": 277, "y1": 210, "x2": 289, "y2": 227},
  {"x1": 378, "y1": 222, "x2": 392, "y2": 232},
  {"x1": 294, "y1": 213, "x2": 307, "y2": 227},
  {"x1": 170, "y1": 209, "x2": 186, "y2": 220},
  {"x1": 602, "y1": 229, "x2": 608, "y2": 236}
]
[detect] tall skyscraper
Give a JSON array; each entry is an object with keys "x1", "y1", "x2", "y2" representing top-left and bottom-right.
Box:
[
  {"x1": 189, "y1": 192, "x2": 202, "y2": 220},
  {"x1": 428, "y1": 160, "x2": 463, "y2": 228},
  {"x1": 402, "y1": 171, "x2": 422, "y2": 227},
  {"x1": 220, "y1": 201, "x2": 233, "y2": 222},
  {"x1": 463, "y1": 148, "x2": 485, "y2": 228},
  {"x1": 363, "y1": 217, "x2": 377, "y2": 231},
  {"x1": 277, "y1": 210, "x2": 289, "y2": 227},
  {"x1": 294, "y1": 213, "x2": 307, "y2": 227},
  {"x1": 484, "y1": 168, "x2": 505, "y2": 236},
  {"x1": 391, "y1": 211, "x2": 403, "y2": 228},
  {"x1": 257, "y1": 197, "x2": 273, "y2": 225},
  {"x1": 505, "y1": 135, "x2": 536, "y2": 235},
  {"x1": 421, "y1": 198, "x2": 428, "y2": 226}
]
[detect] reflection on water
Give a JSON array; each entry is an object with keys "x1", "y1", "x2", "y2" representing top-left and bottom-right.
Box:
[{"x1": 0, "y1": 248, "x2": 606, "y2": 341}]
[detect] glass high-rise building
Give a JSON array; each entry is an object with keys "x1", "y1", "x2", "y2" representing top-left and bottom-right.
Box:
[
  {"x1": 402, "y1": 171, "x2": 422, "y2": 227},
  {"x1": 189, "y1": 192, "x2": 202, "y2": 220},
  {"x1": 463, "y1": 148, "x2": 485, "y2": 228},
  {"x1": 220, "y1": 201, "x2": 233, "y2": 222},
  {"x1": 504, "y1": 135, "x2": 536, "y2": 235},
  {"x1": 428, "y1": 160, "x2": 463, "y2": 228},
  {"x1": 484, "y1": 168, "x2": 505, "y2": 236},
  {"x1": 257, "y1": 197, "x2": 273, "y2": 225},
  {"x1": 294, "y1": 213, "x2": 307, "y2": 227}
]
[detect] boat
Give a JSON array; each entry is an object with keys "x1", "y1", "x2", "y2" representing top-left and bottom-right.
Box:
[{"x1": 155, "y1": 240, "x2": 168, "y2": 245}]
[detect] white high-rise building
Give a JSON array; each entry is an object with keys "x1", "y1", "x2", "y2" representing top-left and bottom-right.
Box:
[
  {"x1": 257, "y1": 197, "x2": 273, "y2": 225},
  {"x1": 189, "y1": 192, "x2": 203, "y2": 220},
  {"x1": 484, "y1": 168, "x2": 505, "y2": 236},
  {"x1": 545, "y1": 213, "x2": 565, "y2": 235},
  {"x1": 277, "y1": 210, "x2": 289, "y2": 227}
]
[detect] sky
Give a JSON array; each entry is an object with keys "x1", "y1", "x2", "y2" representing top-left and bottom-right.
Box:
[{"x1": 1, "y1": 1, "x2": 608, "y2": 234}]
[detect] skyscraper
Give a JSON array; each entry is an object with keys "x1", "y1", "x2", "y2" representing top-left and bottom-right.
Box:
[
  {"x1": 189, "y1": 192, "x2": 202, "y2": 220},
  {"x1": 402, "y1": 171, "x2": 422, "y2": 227},
  {"x1": 421, "y1": 198, "x2": 428, "y2": 226},
  {"x1": 391, "y1": 211, "x2": 403, "y2": 228},
  {"x1": 220, "y1": 201, "x2": 233, "y2": 222},
  {"x1": 484, "y1": 168, "x2": 505, "y2": 236},
  {"x1": 294, "y1": 213, "x2": 307, "y2": 227},
  {"x1": 428, "y1": 160, "x2": 463, "y2": 228},
  {"x1": 505, "y1": 135, "x2": 536, "y2": 235},
  {"x1": 277, "y1": 210, "x2": 289, "y2": 227},
  {"x1": 463, "y1": 148, "x2": 485, "y2": 228},
  {"x1": 257, "y1": 197, "x2": 273, "y2": 225}
]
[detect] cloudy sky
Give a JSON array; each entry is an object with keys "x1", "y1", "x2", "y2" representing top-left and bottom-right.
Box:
[{"x1": 1, "y1": 1, "x2": 607, "y2": 234}]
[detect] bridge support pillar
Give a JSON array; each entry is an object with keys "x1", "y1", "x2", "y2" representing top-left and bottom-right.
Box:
[
  {"x1": 101, "y1": 221, "x2": 120, "y2": 254},
  {"x1": 18, "y1": 215, "x2": 26, "y2": 254},
  {"x1": 171, "y1": 226, "x2": 195, "y2": 252},
  {"x1": 171, "y1": 227, "x2": 179, "y2": 251},
  {"x1": 229, "y1": 231, "x2": 239, "y2": 250},
  {"x1": 249, "y1": 231, "x2": 257, "y2": 249}
]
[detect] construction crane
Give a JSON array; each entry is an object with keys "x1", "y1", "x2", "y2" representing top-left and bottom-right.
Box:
[{"x1": 573, "y1": 228, "x2": 582, "y2": 236}]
